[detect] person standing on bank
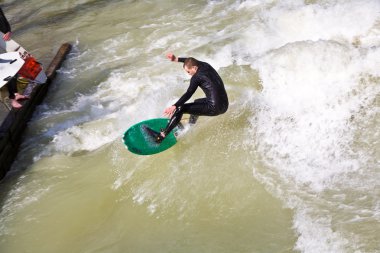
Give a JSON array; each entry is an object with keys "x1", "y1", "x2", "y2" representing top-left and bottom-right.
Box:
[
  {"x1": 0, "y1": 7, "x2": 12, "y2": 41},
  {"x1": 0, "y1": 7, "x2": 28, "y2": 108},
  {"x1": 147, "y1": 53, "x2": 229, "y2": 143}
]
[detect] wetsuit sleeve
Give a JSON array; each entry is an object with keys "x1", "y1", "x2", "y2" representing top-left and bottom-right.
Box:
[
  {"x1": 0, "y1": 8, "x2": 11, "y2": 34},
  {"x1": 177, "y1": 57, "x2": 187, "y2": 63},
  {"x1": 174, "y1": 77, "x2": 198, "y2": 107}
]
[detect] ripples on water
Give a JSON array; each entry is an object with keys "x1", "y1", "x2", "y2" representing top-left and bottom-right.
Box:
[{"x1": 0, "y1": 0, "x2": 379, "y2": 252}]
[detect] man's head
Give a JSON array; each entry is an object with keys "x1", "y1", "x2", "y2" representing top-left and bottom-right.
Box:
[{"x1": 183, "y1": 57, "x2": 199, "y2": 76}]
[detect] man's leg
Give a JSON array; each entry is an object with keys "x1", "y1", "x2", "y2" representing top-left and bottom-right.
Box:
[
  {"x1": 160, "y1": 100, "x2": 210, "y2": 140},
  {"x1": 6, "y1": 77, "x2": 23, "y2": 108},
  {"x1": 144, "y1": 106, "x2": 187, "y2": 144},
  {"x1": 162, "y1": 106, "x2": 185, "y2": 137},
  {"x1": 147, "y1": 99, "x2": 212, "y2": 143},
  {"x1": 188, "y1": 98, "x2": 206, "y2": 125},
  {"x1": 6, "y1": 77, "x2": 17, "y2": 99}
]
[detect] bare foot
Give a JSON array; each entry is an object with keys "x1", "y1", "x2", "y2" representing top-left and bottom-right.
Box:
[
  {"x1": 11, "y1": 99, "x2": 23, "y2": 109},
  {"x1": 15, "y1": 93, "x2": 29, "y2": 101}
]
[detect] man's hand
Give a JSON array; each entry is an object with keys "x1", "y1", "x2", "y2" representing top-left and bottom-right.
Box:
[
  {"x1": 164, "y1": 105, "x2": 176, "y2": 117},
  {"x1": 3, "y1": 32, "x2": 12, "y2": 41},
  {"x1": 166, "y1": 52, "x2": 177, "y2": 62}
]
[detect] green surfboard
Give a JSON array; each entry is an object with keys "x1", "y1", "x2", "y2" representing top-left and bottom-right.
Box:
[{"x1": 123, "y1": 118, "x2": 178, "y2": 155}]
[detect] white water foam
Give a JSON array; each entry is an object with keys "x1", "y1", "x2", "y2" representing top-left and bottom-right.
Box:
[
  {"x1": 100, "y1": 1, "x2": 380, "y2": 251},
  {"x1": 232, "y1": 0, "x2": 380, "y2": 252},
  {"x1": 44, "y1": 57, "x2": 185, "y2": 156},
  {"x1": 252, "y1": 40, "x2": 379, "y2": 190},
  {"x1": 238, "y1": 0, "x2": 380, "y2": 58}
]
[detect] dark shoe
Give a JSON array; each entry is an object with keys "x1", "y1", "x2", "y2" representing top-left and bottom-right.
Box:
[
  {"x1": 189, "y1": 115, "x2": 199, "y2": 125},
  {"x1": 143, "y1": 126, "x2": 164, "y2": 143},
  {"x1": 177, "y1": 122, "x2": 184, "y2": 130}
]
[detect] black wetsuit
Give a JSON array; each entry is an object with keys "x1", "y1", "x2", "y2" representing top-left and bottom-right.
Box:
[
  {"x1": 0, "y1": 7, "x2": 17, "y2": 100},
  {"x1": 163, "y1": 57, "x2": 229, "y2": 136}
]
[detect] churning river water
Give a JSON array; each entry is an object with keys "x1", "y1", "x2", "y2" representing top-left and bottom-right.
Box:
[{"x1": 0, "y1": 0, "x2": 379, "y2": 252}]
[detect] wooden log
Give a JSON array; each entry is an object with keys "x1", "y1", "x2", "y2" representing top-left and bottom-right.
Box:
[{"x1": 45, "y1": 43, "x2": 72, "y2": 80}]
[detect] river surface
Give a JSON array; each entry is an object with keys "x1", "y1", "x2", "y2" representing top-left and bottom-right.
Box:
[{"x1": 0, "y1": 0, "x2": 379, "y2": 252}]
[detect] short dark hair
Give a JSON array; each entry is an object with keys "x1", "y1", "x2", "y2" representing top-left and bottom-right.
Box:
[{"x1": 183, "y1": 57, "x2": 199, "y2": 68}]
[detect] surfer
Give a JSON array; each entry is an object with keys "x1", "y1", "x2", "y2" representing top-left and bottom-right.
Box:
[
  {"x1": 0, "y1": 7, "x2": 28, "y2": 108},
  {"x1": 147, "y1": 53, "x2": 229, "y2": 143}
]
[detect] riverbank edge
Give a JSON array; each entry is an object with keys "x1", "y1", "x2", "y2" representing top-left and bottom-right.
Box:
[{"x1": 0, "y1": 43, "x2": 72, "y2": 181}]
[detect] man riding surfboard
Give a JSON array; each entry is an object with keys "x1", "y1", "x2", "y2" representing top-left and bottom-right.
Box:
[{"x1": 147, "y1": 53, "x2": 229, "y2": 143}]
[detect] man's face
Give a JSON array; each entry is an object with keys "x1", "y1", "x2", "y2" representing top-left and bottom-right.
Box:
[{"x1": 184, "y1": 65, "x2": 198, "y2": 76}]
